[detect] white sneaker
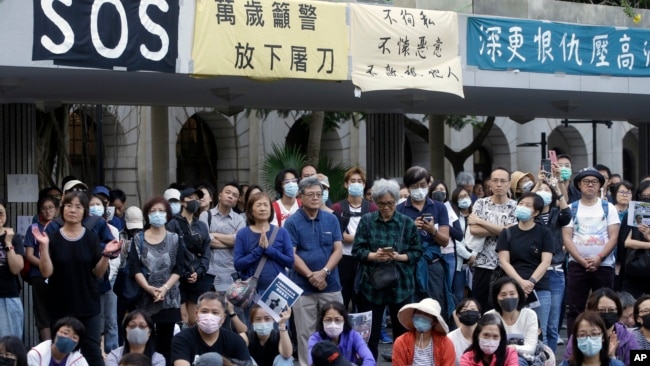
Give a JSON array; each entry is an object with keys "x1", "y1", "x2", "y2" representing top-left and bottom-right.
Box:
[{"x1": 557, "y1": 338, "x2": 565, "y2": 345}]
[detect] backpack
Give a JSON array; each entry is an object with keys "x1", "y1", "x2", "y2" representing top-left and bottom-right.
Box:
[
  {"x1": 272, "y1": 199, "x2": 302, "y2": 227},
  {"x1": 335, "y1": 199, "x2": 371, "y2": 234},
  {"x1": 570, "y1": 199, "x2": 609, "y2": 232}
]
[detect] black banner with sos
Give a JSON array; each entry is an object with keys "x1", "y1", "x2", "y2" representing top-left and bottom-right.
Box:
[{"x1": 33, "y1": 0, "x2": 179, "y2": 73}]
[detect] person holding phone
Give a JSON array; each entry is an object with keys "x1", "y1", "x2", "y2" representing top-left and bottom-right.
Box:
[{"x1": 397, "y1": 167, "x2": 451, "y2": 317}]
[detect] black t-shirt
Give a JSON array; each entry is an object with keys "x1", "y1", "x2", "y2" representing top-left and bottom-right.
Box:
[
  {"x1": 247, "y1": 329, "x2": 280, "y2": 366},
  {"x1": 496, "y1": 225, "x2": 554, "y2": 290},
  {"x1": 0, "y1": 233, "x2": 25, "y2": 297},
  {"x1": 170, "y1": 326, "x2": 250, "y2": 363},
  {"x1": 47, "y1": 228, "x2": 102, "y2": 319}
]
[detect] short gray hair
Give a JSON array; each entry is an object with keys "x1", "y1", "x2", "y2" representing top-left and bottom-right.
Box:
[
  {"x1": 299, "y1": 176, "x2": 323, "y2": 194},
  {"x1": 371, "y1": 179, "x2": 400, "y2": 202},
  {"x1": 456, "y1": 172, "x2": 475, "y2": 187}
]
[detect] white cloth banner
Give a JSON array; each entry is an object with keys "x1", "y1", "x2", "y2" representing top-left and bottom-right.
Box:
[{"x1": 350, "y1": 4, "x2": 464, "y2": 97}]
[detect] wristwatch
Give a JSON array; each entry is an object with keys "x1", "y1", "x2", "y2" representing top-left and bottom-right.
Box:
[
  {"x1": 228, "y1": 312, "x2": 237, "y2": 318},
  {"x1": 323, "y1": 267, "x2": 331, "y2": 276}
]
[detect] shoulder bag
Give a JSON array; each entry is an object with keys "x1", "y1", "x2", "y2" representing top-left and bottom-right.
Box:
[
  {"x1": 367, "y1": 215, "x2": 405, "y2": 291},
  {"x1": 227, "y1": 226, "x2": 279, "y2": 308},
  {"x1": 113, "y1": 232, "x2": 147, "y2": 303}
]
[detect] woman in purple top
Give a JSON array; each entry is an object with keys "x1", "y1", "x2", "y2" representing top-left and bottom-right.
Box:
[{"x1": 307, "y1": 301, "x2": 375, "y2": 366}]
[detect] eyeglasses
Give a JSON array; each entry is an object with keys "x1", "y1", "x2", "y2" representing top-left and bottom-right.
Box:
[
  {"x1": 576, "y1": 333, "x2": 602, "y2": 340},
  {"x1": 491, "y1": 179, "x2": 509, "y2": 185},
  {"x1": 303, "y1": 193, "x2": 322, "y2": 199},
  {"x1": 581, "y1": 179, "x2": 600, "y2": 186},
  {"x1": 639, "y1": 308, "x2": 650, "y2": 316},
  {"x1": 40, "y1": 205, "x2": 57, "y2": 212},
  {"x1": 617, "y1": 191, "x2": 632, "y2": 196},
  {"x1": 376, "y1": 201, "x2": 396, "y2": 208},
  {"x1": 639, "y1": 194, "x2": 650, "y2": 201}
]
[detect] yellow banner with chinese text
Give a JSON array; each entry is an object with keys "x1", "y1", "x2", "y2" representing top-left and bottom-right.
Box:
[
  {"x1": 192, "y1": 0, "x2": 349, "y2": 80},
  {"x1": 350, "y1": 4, "x2": 464, "y2": 97}
]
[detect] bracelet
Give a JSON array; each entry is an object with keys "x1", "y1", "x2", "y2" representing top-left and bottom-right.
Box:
[
  {"x1": 162, "y1": 284, "x2": 170, "y2": 291},
  {"x1": 278, "y1": 326, "x2": 288, "y2": 331},
  {"x1": 529, "y1": 277, "x2": 537, "y2": 285},
  {"x1": 228, "y1": 312, "x2": 237, "y2": 318},
  {"x1": 598, "y1": 253, "x2": 606, "y2": 260}
]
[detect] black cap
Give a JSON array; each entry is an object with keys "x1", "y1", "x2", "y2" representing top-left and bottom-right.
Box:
[
  {"x1": 574, "y1": 168, "x2": 605, "y2": 191},
  {"x1": 311, "y1": 341, "x2": 353, "y2": 366},
  {"x1": 180, "y1": 187, "x2": 204, "y2": 200}
]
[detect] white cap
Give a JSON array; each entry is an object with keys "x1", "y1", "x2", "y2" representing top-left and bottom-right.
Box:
[
  {"x1": 124, "y1": 206, "x2": 144, "y2": 230},
  {"x1": 164, "y1": 188, "x2": 181, "y2": 202}
]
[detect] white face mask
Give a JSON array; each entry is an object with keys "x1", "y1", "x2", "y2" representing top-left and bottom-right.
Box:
[
  {"x1": 323, "y1": 321, "x2": 344, "y2": 338},
  {"x1": 409, "y1": 188, "x2": 428, "y2": 202}
]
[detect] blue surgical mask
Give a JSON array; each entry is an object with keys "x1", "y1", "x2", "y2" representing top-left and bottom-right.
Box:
[
  {"x1": 54, "y1": 335, "x2": 77, "y2": 354},
  {"x1": 410, "y1": 188, "x2": 428, "y2": 202},
  {"x1": 89, "y1": 205, "x2": 104, "y2": 217},
  {"x1": 458, "y1": 198, "x2": 472, "y2": 209},
  {"x1": 536, "y1": 191, "x2": 552, "y2": 206},
  {"x1": 577, "y1": 335, "x2": 602, "y2": 357},
  {"x1": 322, "y1": 190, "x2": 329, "y2": 204},
  {"x1": 170, "y1": 202, "x2": 182, "y2": 215},
  {"x1": 515, "y1": 206, "x2": 532, "y2": 222},
  {"x1": 348, "y1": 183, "x2": 364, "y2": 197},
  {"x1": 253, "y1": 322, "x2": 274, "y2": 337},
  {"x1": 283, "y1": 182, "x2": 299, "y2": 198},
  {"x1": 560, "y1": 167, "x2": 572, "y2": 181},
  {"x1": 148, "y1": 212, "x2": 167, "y2": 227},
  {"x1": 412, "y1": 314, "x2": 432, "y2": 333}
]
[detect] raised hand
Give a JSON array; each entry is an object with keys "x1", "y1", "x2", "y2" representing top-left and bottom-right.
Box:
[{"x1": 31, "y1": 224, "x2": 49, "y2": 250}]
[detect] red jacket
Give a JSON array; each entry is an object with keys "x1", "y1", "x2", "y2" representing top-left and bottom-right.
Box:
[
  {"x1": 393, "y1": 331, "x2": 455, "y2": 366},
  {"x1": 459, "y1": 348, "x2": 519, "y2": 366}
]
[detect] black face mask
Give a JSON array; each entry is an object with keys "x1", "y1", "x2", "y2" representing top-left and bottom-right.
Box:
[
  {"x1": 458, "y1": 310, "x2": 480, "y2": 326},
  {"x1": 185, "y1": 200, "x2": 200, "y2": 214},
  {"x1": 641, "y1": 314, "x2": 650, "y2": 329},
  {"x1": 431, "y1": 191, "x2": 446, "y2": 202},
  {"x1": 600, "y1": 312, "x2": 618, "y2": 329},
  {"x1": 0, "y1": 356, "x2": 14, "y2": 366}
]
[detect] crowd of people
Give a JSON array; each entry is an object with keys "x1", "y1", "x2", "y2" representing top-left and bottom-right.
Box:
[{"x1": 1, "y1": 156, "x2": 650, "y2": 366}]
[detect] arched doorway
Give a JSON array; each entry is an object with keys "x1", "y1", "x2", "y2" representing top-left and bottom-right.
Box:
[
  {"x1": 548, "y1": 125, "x2": 589, "y2": 170},
  {"x1": 176, "y1": 114, "x2": 218, "y2": 185}
]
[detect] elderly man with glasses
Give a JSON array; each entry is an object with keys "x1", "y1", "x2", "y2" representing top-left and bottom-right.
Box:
[{"x1": 562, "y1": 168, "x2": 620, "y2": 339}]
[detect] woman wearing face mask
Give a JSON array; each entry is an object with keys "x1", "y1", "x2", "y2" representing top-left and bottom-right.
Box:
[
  {"x1": 308, "y1": 302, "x2": 375, "y2": 366},
  {"x1": 510, "y1": 172, "x2": 535, "y2": 200},
  {"x1": 128, "y1": 196, "x2": 182, "y2": 363},
  {"x1": 246, "y1": 305, "x2": 293, "y2": 366},
  {"x1": 448, "y1": 298, "x2": 482, "y2": 366},
  {"x1": 392, "y1": 298, "x2": 454, "y2": 366},
  {"x1": 450, "y1": 187, "x2": 475, "y2": 303},
  {"x1": 0, "y1": 336, "x2": 27, "y2": 366},
  {"x1": 531, "y1": 166, "x2": 571, "y2": 352},
  {"x1": 632, "y1": 295, "x2": 650, "y2": 349},
  {"x1": 270, "y1": 169, "x2": 301, "y2": 227},
  {"x1": 105, "y1": 310, "x2": 165, "y2": 366},
  {"x1": 166, "y1": 193, "x2": 212, "y2": 328},
  {"x1": 495, "y1": 192, "x2": 553, "y2": 347},
  {"x1": 563, "y1": 289, "x2": 638, "y2": 365},
  {"x1": 317, "y1": 175, "x2": 334, "y2": 213},
  {"x1": 622, "y1": 180, "x2": 650, "y2": 298},
  {"x1": 485, "y1": 277, "x2": 540, "y2": 365},
  {"x1": 28, "y1": 317, "x2": 89, "y2": 366},
  {"x1": 460, "y1": 313, "x2": 518, "y2": 366},
  {"x1": 560, "y1": 311, "x2": 623, "y2": 366}
]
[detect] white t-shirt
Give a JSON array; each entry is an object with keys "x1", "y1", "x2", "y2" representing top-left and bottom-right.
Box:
[
  {"x1": 342, "y1": 206, "x2": 362, "y2": 256},
  {"x1": 447, "y1": 328, "x2": 472, "y2": 366},
  {"x1": 565, "y1": 199, "x2": 620, "y2": 267},
  {"x1": 486, "y1": 308, "x2": 538, "y2": 356},
  {"x1": 270, "y1": 199, "x2": 300, "y2": 227}
]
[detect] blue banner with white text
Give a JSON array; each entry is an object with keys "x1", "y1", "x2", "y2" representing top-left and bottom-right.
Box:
[{"x1": 467, "y1": 16, "x2": 650, "y2": 77}]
